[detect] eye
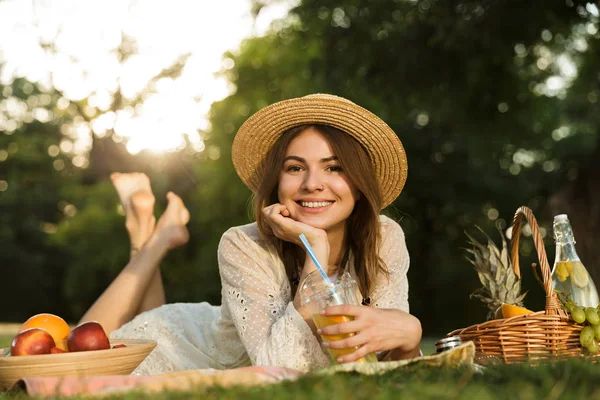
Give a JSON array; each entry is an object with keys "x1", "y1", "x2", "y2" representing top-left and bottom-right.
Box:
[
  {"x1": 284, "y1": 165, "x2": 303, "y2": 173},
  {"x1": 327, "y1": 165, "x2": 343, "y2": 173}
]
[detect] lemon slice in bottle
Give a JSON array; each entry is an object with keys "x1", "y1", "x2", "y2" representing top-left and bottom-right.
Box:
[
  {"x1": 555, "y1": 262, "x2": 569, "y2": 282},
  {"x1": 571, "y1": 262, "x2": 590, "y2": 288}
]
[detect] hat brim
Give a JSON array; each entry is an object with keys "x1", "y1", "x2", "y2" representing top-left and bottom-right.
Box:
[{"x1": 232, "y1": 94, "x2": 407, "y2": 209}]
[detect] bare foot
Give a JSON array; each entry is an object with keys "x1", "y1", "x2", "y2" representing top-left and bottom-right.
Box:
[
  {"x1": 110, "y1": 172, "x2": 156, "y2": 251},
  {"x1": 154, "y1": 192, "x2": 190, "y2": 250}
]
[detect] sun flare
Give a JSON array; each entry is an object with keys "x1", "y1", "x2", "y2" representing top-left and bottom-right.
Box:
[{"x1": 0, "y1": 0, "x2": 293, "y2": 156}]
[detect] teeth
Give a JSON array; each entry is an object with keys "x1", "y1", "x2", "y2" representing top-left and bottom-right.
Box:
[{"x1": 301, "y1": 201, "x2": 332, "y2": 208}]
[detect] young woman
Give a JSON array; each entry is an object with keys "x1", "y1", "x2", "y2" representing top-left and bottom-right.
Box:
[{"x1": 81, "y1": 94, "x2": 422, "y2": 375}]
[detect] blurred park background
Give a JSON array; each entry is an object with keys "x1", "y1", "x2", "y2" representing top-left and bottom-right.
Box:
[{"x1": 1, "y1": 0, "x2": 600, "y2": 341}]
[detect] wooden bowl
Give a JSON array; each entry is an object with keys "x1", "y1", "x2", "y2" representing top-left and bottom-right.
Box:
[{"x1": 0, "y1": 339, "x2": 156, "y2": 390}]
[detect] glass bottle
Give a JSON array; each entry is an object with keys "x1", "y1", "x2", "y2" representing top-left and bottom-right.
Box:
[{"x1": 551, "y1": 214, "x2": 599, "y2": 307}]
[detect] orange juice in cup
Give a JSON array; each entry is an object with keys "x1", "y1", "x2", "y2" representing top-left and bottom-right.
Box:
[
  {"x1": 301, "y1": 271, "x2": 378, "y2": 364},
  {"x1": 311, "y1": 314, "x2": 377, "y2": 362}
]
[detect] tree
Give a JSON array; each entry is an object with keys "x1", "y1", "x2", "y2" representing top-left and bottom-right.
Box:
[
  {"x1": 0, "y1": 77, "x2": 81, "y2": 320},
  {"x1": 204, "y1": 0, "x2": 600, "y2": 334}
]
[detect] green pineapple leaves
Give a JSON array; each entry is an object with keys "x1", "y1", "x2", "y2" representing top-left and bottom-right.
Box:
[{"x1": 465, "y1": 226, "x2": 527, "y2": 320}]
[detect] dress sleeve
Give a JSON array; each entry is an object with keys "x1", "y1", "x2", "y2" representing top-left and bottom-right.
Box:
[
  {"x1": 369, "y1": 216, "x2": 410, "y2": 312},
  {"x1": 218, "y1": 227, "x2": 330, "y2": 372}
]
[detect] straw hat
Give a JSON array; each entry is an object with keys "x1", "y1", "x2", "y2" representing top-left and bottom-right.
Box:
[{"x1": 232, "y1": 94, "x2": 407, "y2": 208}]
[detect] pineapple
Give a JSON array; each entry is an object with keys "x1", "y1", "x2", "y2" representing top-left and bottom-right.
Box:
[{"x1": 465, "y1": 227, "x2": 527, "y2": 320}]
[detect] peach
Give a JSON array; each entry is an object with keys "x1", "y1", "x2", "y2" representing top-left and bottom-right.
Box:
[
  {"x1": 67, "y1": 321, "x2": 110, "y2": 352},
  {"x1": 50, "y1": 347, "x2": 66, "y2": 354},
  {"x1": 11, "y1": 328, "x2": 56, "y2": 356}
]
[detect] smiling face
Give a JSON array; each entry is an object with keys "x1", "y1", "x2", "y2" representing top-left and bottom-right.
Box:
[{"x1": 277, "y1": 127, "x2": 360, "y2": 237}]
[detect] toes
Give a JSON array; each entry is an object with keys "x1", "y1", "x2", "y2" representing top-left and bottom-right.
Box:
[
  {"x1": 163, "y1": 192, "x2": 189, "y2": 225},
  {"x1": 166, "y1": 192, "x2": 184, "y2": 209}
]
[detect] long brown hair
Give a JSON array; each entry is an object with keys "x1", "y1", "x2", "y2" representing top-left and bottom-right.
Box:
[{"x1": 254, "y1": 124, "x2": 388, "y2": 298}]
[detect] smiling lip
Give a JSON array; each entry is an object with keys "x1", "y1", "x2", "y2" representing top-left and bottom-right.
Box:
[{"x1": 295, "y1": 200, "x2": 334, "y2": 213}]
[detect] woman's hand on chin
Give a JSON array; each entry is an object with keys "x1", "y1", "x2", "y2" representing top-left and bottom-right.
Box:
[
  {"x1": 263, "y1": 203, "x2": 331, "y2": 288},
  {"x1": 318, "y1": 305, "x2": 422, "y2": 363},
  {"x1": 262, "y1": 203, "x2": 327, "y2": 246}
]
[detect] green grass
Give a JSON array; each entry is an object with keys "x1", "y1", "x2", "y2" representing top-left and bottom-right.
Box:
[
  {"x1": 4, "y1": 336, "x2": 598, "y2": 399},
  {"x1": 4, "y1": 360, "x2": 600, "y2": 399}
]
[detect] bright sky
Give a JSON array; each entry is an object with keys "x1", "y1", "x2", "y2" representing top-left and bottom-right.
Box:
[{"x1": 0, "y1": 0, "x2": 293, "y2": 156}]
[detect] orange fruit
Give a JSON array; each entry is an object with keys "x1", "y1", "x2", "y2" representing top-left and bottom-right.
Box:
[
  {"x1": 19, "y1": 313, "x2": 70, "y2": 345},
  {"x1": 501, "y1": 303, "x2": 534, "y2": 318},
  {"x1": 55, "y1": 339, "x2": 70, "y2": 352}
]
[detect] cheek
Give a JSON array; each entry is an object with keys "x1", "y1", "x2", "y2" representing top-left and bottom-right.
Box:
[
  {"x1": 277, "y1": 177, "x2": 299, "y2": 203},
  {"x1": 330, "y1": 179, "x2": 357, "y2": 201}
]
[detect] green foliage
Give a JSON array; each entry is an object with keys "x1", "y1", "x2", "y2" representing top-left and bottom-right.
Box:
[
  {"x1": 0, "y1": 78, "x2": 83, "y2": 322},
  {"x1": 3, "y1": 0, "x2": 600, "y2": 341},
  {"x1": 203, "y1": 0, "x2": 600, "y2": 333},
  {"x1": 287, "y1": 0, "x2": 597, "y2": 331},
  {"x1": 49, "y1": 181, "x2": 130, "y2": 317}
]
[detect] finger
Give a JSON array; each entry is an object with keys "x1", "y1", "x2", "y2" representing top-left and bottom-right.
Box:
[
  {"x1": 336, "y1": 345, "x2": 373, "y2": 364},
  {"x1": 323, "y1": 333, "x2": 365, "y2": 350},
  {"x1": 319, "y1": 320, "x2": 362, "y2": 336},
  {"x1": 262, "y1": 205, "x2": 275, "y2": 218},
  {"x1": 267, "y1": 205, "x2": 292, "y2": 221},
  {"x1": 265, "y1": 204, "x2": 281, "y2": 216},
  {"x1": 323, "y1": 304, "x2": 364, "y2": 317},
  {"x1": 262, "y1": 203, "x2": 282, "y2": 215}
]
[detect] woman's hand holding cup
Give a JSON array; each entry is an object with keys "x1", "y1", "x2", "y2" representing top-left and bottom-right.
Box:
[{"x1": 319, "y1": 305, "x2": 422, "y2": 363}]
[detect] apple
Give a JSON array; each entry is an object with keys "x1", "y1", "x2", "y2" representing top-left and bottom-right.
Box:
[
  {"x1": 67, "y1": 321, "x2": 110, "y2": 352},
  {"x1": 11, "y1": 328, "x2": 56, "y2": 356}
]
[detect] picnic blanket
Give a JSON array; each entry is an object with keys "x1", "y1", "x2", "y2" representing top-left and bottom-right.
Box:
[
  {"x1": 8, "y1": 343, "x2": 475, "y2": 397},
  {"x1": 9, "y1": 366, "x2": 303, "y2": 397},
  {"x1": 319, "y1": 341, "x2": 476, "y2": 375}
]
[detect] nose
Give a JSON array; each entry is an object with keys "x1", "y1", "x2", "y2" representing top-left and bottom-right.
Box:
[{"x1": 302, "y1": 169, "x2": 325, "y2": 192}]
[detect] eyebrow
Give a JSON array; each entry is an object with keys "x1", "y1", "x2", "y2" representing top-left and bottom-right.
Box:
[{"x1": 283, "y1": 156, "x2": 338, "y2": 163}]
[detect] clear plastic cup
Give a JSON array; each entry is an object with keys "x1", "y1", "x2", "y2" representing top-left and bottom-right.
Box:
[{"x1": 300, "y1": 270, "x2": 377, "y2": 364}]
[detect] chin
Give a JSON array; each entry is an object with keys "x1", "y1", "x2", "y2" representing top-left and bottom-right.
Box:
[{"x1": 300, "y1": 217, "x2": 343, "y2": 232}]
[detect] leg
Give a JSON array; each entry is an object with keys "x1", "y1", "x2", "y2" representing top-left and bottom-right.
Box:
[
  {"x1": 80, "y1": 191, "x2": 190, "y2": 334},
  {"x1": 111, "y1": 172, "x2": 156, "y2": 251},
  {"x1": 138, "y1": 192, "x2": 191, "y2": 312},
  {"x1": 110, "y1": 173, "x2": 164, "y2": 314}
]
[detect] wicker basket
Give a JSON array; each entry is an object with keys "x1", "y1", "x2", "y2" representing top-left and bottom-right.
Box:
[{"x1": 448, "y1": 206, "x2": 597, "y2": 364}]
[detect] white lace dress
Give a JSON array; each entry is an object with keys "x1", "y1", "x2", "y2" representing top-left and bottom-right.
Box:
[{"x1": 110, "y1": 215, "x2": 410, "y2": 375}]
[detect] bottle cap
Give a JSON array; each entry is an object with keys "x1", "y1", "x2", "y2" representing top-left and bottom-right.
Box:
[
  {"x1": 435, "y1": 336, "x2": 462, "y2": 353},
  {"x1": 554, "y1": 214, "x2": 569, "y2": 222},
  {"x1": 553, "y1": 214, "x2": 575, "y2": 244}
]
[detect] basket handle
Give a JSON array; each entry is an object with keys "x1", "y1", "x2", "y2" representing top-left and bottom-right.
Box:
[{"x1": 510, "y1": 206, "x2": 567, "y2": 317}]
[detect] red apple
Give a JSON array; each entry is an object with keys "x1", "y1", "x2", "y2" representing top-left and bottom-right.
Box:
[
  {"x1": 67, "y1": 321, "x2": 110, "y2": 352},
  {"x1": 11, "y1": 328, "x2": 56, "y2": 356}
]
